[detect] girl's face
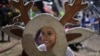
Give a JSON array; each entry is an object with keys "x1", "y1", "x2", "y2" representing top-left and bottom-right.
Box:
[{"x1": 40, "y1": 26, "x2": 56, "y2": 51}]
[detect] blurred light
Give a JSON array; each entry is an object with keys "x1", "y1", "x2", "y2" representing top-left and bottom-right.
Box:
[
  {"x1": 90, "y1": 1, "x2": 94, "y2": 4},
  {"x1": 49, "y1": 2, "x2": 53, "y2": 5}
]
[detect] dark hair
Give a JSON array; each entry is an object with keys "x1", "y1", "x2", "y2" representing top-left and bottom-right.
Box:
[
  {"x1": 34, "y1": 1, "x2": 45, "y2": 13},
  {"x1": 0, "y1": 0, "x2": 9, "y2": 5},
  {"x1": 86, "y1": 13, "x2": 89, "y2": 17},
  {"x1": 68, "y1": 43, "x2": 82, "y2": 52},
  {"x1": 35, "y1": 29, "x2": 42, "y2": 45}
]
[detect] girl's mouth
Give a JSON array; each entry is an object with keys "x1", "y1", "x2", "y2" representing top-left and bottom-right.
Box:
[{"x1": 44, "y1": 40, "x2": 49, "y2": 44}]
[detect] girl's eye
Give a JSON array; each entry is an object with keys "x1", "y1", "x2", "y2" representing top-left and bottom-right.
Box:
[
  {"x1": 48, "y1": 32, "x2": 52, "y2": 35},
  {"x1": 42, "y1": 32, "x2": 44, "y2": 35}
]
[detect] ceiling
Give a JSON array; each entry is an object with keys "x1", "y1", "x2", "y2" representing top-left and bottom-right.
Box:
[{"x1": 83, "y1": 0, "x2": 100, "y2": 14}]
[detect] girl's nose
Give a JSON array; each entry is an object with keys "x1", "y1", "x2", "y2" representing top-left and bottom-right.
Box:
[{"x1": 44, "y1": 35, "x2": 49, "y2": 40}]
